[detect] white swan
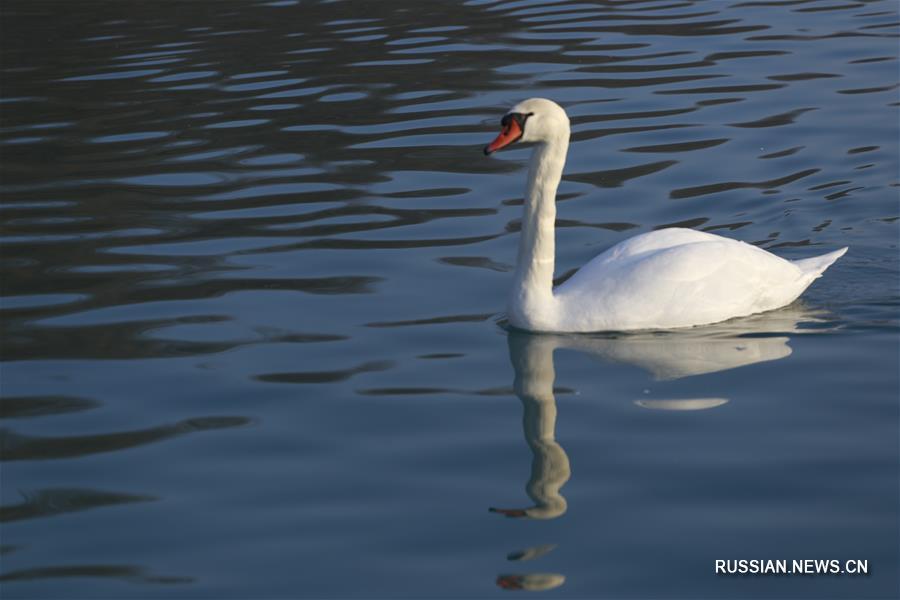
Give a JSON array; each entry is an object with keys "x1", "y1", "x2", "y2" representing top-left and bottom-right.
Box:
[{"x1": 484, "y1": 98, "x2": 848, "y2": 332}]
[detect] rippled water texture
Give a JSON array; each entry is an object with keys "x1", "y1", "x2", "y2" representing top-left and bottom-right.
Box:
[{"x1": 1, "y1": 1, "x2": 898, "y2": 598}]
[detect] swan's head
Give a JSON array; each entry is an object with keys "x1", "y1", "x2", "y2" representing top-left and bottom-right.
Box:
[{"x1": 484, "y1": 98, "x2": 570, "y2": 155}]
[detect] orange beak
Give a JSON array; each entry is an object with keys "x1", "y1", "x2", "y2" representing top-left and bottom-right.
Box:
[{"x1": 484, "y1": 118, "x2": 523, "y2": 155}]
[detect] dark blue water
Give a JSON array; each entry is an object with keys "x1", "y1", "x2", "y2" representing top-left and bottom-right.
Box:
[{"x1": 1, "y1": 1, "x2": 898, "y2": 598}]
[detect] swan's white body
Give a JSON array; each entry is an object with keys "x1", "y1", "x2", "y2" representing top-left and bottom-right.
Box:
[{"x1": 486, "y1": 98, "x2": 847, "y2": 332}]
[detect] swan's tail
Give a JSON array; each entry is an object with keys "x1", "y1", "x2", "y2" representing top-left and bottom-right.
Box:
[{"x1": 792, "y1": 246, "x2": 848, "y2": 279}]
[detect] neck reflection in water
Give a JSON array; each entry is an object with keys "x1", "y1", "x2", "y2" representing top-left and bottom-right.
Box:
[
  {"x1": 490, "y1": 304, "x2": 828, "y2": 591},
  {"x1": 491, "y1": 332, "x2": 571, "y2": 521}
]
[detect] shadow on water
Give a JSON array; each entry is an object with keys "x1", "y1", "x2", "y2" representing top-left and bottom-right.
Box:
[
  {"x1": 0, "y1": 564, "x2": 192, "y2": 585},
  {"x1": 0, "y1": 415, "x2": 251, "y2": 461},
  {"x1": 0, "y1": 395, "x2": 101, "y2": 419},
  {"x1": 0, "y1": 488, "x2": 156, "y2": 523}
]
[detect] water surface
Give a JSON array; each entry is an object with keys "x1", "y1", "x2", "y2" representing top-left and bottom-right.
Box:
[{"x1": 1, "y1": 0, "x2": 898, "y2": 598}]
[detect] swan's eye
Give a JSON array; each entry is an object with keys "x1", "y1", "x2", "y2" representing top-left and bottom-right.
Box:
[{"x1": 501, "y1": 112, "x2": 533, "y2": 131}]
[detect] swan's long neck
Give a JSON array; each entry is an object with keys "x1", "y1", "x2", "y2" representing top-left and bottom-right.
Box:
[{"x1": 510, "y1": 134, "x2": 568, "y2": 325}]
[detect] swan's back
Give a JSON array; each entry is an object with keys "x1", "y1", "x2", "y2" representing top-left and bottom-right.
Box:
[
  {"x1": 586, "y1": 227, "x2": 726, "y2": 264},
  {"x1": 553, "y1": 228, "x2": 846, "y2": 331}
]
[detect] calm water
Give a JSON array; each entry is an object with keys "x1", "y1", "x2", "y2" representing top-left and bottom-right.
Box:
[{"x1": 1, "y1": 0, "x2": 898, "y2": 598}]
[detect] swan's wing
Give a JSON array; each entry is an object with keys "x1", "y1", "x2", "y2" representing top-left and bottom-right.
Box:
[
  {"x1": 587, "y1": 227, "x2": 730, "y2": 266},
  {"x1": 556, "y1": 235, "x2": 806, "y2": 330}
]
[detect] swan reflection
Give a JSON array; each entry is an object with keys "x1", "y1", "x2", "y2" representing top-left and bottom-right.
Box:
[
  {"x1": 635, "y1": 398, "x2": 729, "y2": 411},
  {"x1": 491, "y1": 305, "x2": 827, "y2": 589},
  {"x1": 507, "y1": 544, "x2": 558, "y2": 562},
  {"x1": 490, "y1": 334, "x2": 571, "y2": 521},
  {"x1": 544, "y1": 303, "x2": 827, "y2": 381},
  {"x1": 496, "y1": 573, "x2": 566, "y2": 592},
  {"x1": 489, "y1": 333, "x2": 570, "y2": 591},
  {"x1": 493, "y1": 305, "x2": 825, "y2": 519}
]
